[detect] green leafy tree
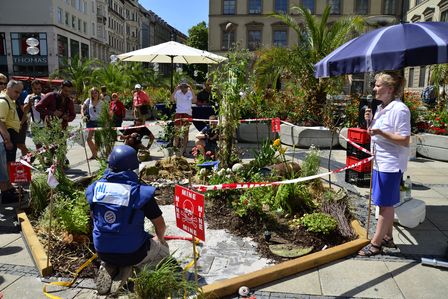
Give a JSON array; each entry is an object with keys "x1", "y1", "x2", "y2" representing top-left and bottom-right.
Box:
[
  {"x1": 186, "y1": 21, "x2": 209, "y2": 82},
  {"x1": 271, "y1": 5, "x2": 364, "y2": 124}
]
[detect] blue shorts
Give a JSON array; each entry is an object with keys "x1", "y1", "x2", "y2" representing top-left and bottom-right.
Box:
[
  {"x1": 86, "y1": 120, "x2": 98, "y2": 128},
  {"x1": 372, "y1": 169, "x2": 401, "y2": 207},
  {"x1": 0, "y1": 143, "x2": 9, "y2": 182}
]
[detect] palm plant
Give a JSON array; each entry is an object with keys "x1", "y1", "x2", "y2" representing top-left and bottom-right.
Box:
[
  {"x1": 271, "y1": 5, "x2": 364, "y2": 124},
  {"x1": 430, "y1": 64, "x2": 448, "y2": 110},
  {"x1": 91, "y1": 62, "x2": 131, "y2": 93},
  {"x1": 50, "y1": 55, "x2": 95, "y2": 103}
]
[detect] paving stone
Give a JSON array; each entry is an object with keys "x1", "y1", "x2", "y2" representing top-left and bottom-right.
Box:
[
  {"x1": 258, "y1": 268, "x2": 322, "y2": 295},
  {"x1": 426, "y1": 205, "x2": 448, "y2": 230},
  {"x1": 395, "y1": 229, "x2": 448, "y2": 256},
  {"x1": 385, "y1": 261, "x2": 448, "y2": 299},
  {"x1": 1, "y1": 275, "x2": 47, "y2": 298},
  {"x1": 0, "y1": 238, "x2": 35, "y2": 267},
  {"x1": 0, "y1": 273, "x2": 21, "y2": 291},
  {"x1": 319, "y1": 259, "x2": 404, "y2": 298}
]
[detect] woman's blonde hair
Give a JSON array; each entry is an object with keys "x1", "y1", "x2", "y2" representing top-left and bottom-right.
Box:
[
  {"x1": 375, "y1": 72, "x2": 404, "y2": 98},
  {"x1": 90, "y1": 87, "x2": 100, "y2": 99}
]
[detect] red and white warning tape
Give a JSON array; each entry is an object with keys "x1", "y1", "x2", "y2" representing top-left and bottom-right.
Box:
[{"x1": 192, "y1": 156, "x2": 373, "y2": 192}]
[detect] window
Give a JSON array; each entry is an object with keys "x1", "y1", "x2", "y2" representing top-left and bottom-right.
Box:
[
  {"x1": 222, "y1": 30, "x2": 235, "y2": 50},
  {"x1": 328, "y1": 0, "x2": 341, "y2": 15},
  {"x1": 58, "y1": 35, "x2": 68, "y2": 57},
  {"x1": 0, "y1": 33, "x2": 7, "y2": 56},
  {"x1": 223, "y1": 0, "x2": 236, "y2": 15},
  {"x1": 11, "y1": 32, "x2": 47, "y2": 56},
  {"x1": 419, "y1": 66, "x2": 426, "y2": 87},
  {"x1": 275, "y1": 0, "x2": 288, "y2": 13},
  {"x1": 273, "y1": 30, "x2": 287, "y2": 47},
  {"x1": 78, "y1": 19, "x2": 81, "y2": 31},
  {"x1": 57, "y1": 7, "x2": 63, "y2": 23},
  {"x1": 70, "y1": 39, "x2": 79, "y2": 57},
  {"x1": 83, "y1": 21, "x2": 87, "y2": 33},
  {"x1": 72, "y1": 15, "x2": 76, "y2": 28},
  {"x1": 355, "y1": 0, "x2": 368, "y2": 15},
  {"x1": 248, "y1": 30, "x2": 262, "y2": 51},
  {"x1": 383, "y1": 0, "x2": 396, "y2": 15},
  {"x1": 416, "y1": 0, "x2": 424, "y2": 5},
  {"x1": 248, "y1": 0, "x2": 262, "y2": 14},
  {"x1": 302, "y1": 0, "x2": 315, "y2": 13},
  {"x1": 442, "y1": 10, "x2": 448, "y2": 22},
  {"x1": 81, "y1": 43, "x2": 89, "y2": 58},
  {"x1": 92, "y1": 22, "x2": 95, "y2": 36},
  {"x1": 65, "y1": 12, "x2": 69, "y2": 26},
  {"x1": 408, "y1": 68, "x2": 414, "y2": 88}
]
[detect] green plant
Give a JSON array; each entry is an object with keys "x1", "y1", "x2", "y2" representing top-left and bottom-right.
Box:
[
  {"x1": 301, "y1": 145, "x2": 320, "y2": 178},
  {"x1": 300, "y1": 212, "x2": 338, "y2": 235},
  {"x1": 233, "y1": 177, "x2": 276, "y2": 218},
  {"x1": 250, "y1": 139, "x2": 278, "y2": 171},
  {"x1": 274, "y1": 183, "x2": 314, "y2": 215},
  {"x1": 39, "y1": 191, "x2": 90, "y2": 235},
  {"x1": 95, "y1": 103, "x2": 116, "y2": 158},
  {"x1": 132, "y1": 256, "x2": 199, "y2": 299},
  {"x1": 29, "y1": 175, "x2": 51, "y2": 216},
  {"x1": 30, "y1": 117, "x2": 71, "y2": 179}
]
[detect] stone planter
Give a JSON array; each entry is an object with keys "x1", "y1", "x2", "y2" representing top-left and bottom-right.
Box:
[
  {"x1": 280, "y1": 124, "x2": 339, "y2": 148},
  {"x1": 338, "y1": 127, "x2": 349, "y2": 149},
  {"x1": 416, "y1": 133, "x2": 448, "y2": 162},
  {"x1": 237, "y1": 123, "x2": 276, "y2": 143}
]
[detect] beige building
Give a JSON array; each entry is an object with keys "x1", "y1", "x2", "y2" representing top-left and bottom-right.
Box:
[
  {"x1": 0, "y1": 0, "x2": 186, "y2": 77},
  {"x1": 209, "y1": 0, "x2": 406, "y2": 54},
  {"x1": 405, "y1": 0, "x2": 448, "y2": 91}
]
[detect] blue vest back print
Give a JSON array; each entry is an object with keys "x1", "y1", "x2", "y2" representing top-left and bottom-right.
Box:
[{"x1": 86, "y1": 169, "x2": 156, "y2": 254}]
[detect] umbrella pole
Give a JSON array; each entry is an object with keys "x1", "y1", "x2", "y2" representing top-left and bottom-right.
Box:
[{"x1": 170, "y1": 56, "x2": 174, "y2": 93}]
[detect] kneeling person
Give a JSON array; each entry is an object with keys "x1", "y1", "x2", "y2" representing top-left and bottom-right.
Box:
[
  {"x1": 86, "y1": 145, "x2": 169, "y2": 295},
  {"x1": 120, "y1": 118, "x2": 154, "y2": 151}
]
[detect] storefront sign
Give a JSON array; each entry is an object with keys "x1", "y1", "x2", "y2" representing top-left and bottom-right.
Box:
[
  {"x1": 13, "y1": 56, "x2": 48, "y2": 65},
  {"x1": 174, "y1": 185, "x2": 205, "y2": 241}
]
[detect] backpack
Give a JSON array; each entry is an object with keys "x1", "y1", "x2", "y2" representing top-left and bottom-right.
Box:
[{"x1": 421, "y1": 85, "x2": 436, "y2": 105}]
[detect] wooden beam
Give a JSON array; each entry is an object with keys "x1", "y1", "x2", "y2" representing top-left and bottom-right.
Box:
[{"x1": 17, "y1": 211, "x2": 53, "y2": 277}]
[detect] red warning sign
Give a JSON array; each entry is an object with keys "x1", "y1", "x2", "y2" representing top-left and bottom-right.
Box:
[
  {"x1": 174, "y1": 185, "x2": 205, "y2": 241},
  {"x1": 9, "y1": 162, "x2": 31, "y2": 183}
]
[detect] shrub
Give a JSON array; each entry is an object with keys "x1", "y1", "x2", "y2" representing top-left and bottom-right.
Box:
[
  {"x1": 300, "y1": 212, "x2": 338, "y2": 235},
  {"x1": 300, "y1": 145, "x2": 320, "y2": 178},
  {"x1": 274, "y1": 183, "x2": 314, "y2": 215},
  {"x1": 29, "y1": 175, "x2": 51, "y2": 216},
  {"x1": 234, "y1": 183, "x2": 276, "y2": 218}
]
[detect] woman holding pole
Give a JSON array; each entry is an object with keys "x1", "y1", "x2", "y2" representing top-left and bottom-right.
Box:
[{"x1": 358, "y1": 72, "x2": 411, "y2": 256}]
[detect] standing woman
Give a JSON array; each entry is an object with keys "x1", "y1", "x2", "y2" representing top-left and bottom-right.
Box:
[
  {"x1": 81, "y1": 87, "x2": 104, "y2": 160},
  {"x1": 358, "y1": 72, "x2": 411, "y2": 256}
]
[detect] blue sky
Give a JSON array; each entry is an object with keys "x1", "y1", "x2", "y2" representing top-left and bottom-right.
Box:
[{"x1": 140, "y1": 0, "x2": 209, "y2": 36}]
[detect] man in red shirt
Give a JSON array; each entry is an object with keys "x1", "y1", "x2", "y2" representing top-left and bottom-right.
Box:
[{"x1": 132, "y1": 84, "x2": 152, "y2": 121}]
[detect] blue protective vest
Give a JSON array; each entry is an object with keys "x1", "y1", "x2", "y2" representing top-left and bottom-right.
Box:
[{"x1": 86, "y1": 169, "x2": 156, "y2": 254}]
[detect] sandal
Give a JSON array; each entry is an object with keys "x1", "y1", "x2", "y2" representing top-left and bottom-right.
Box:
[
  {"x1": 358, "y1": 243, "x2": 382, "y2": 257},
  {"x1": 382, "y1": 237, "x2": 397, "y2": 249}
]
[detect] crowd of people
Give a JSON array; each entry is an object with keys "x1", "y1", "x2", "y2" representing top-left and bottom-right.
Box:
[{"x1": 0, "y1": 74, "x2": 216, "y2": 202}]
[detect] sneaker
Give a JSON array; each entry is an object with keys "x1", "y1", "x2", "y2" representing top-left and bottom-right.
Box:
[
  {"x1": 96, "y1": 262, "x2": 118, "y2": 295},
  {"x1": 110, "y1": 266, "x2": 133, "y2": 294}
]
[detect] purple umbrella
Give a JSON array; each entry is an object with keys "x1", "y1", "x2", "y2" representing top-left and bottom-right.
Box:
[{"x1": 315, "y1": 22, "x2": 448, "y2": 78}]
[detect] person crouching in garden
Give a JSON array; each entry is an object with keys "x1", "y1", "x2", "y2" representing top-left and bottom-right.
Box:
[
  {"x1": 86, "y1": 145, "x2": 169, "y2": 295},
  {"x1": 171, "y1": 80, "x2": 196, "y2": 157},
  {"x1": 358, "y1": 72, "x2": 411, "y2": 257},
  {"x1": 195, "y1": 115, "x2": 219, "y2": 157},
  {"x1": 120, "y1": 118, "x2": 154, "y2": 152},
  {"x1": 81, "y1": 87, "x2": 104, "y2": 160}
]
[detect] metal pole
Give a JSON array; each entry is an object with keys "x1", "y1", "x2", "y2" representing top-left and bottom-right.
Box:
[{"x1": 170, "y1": 56, "x2": 174, "y2": 93}]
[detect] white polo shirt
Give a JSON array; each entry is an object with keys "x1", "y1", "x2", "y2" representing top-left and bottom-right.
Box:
[
  {"x1": 174, "y1": 90, "x2": 193, "y2": 115},
  {"x1": 371, "y1": 99, "x2": 411, "y2": 173}
]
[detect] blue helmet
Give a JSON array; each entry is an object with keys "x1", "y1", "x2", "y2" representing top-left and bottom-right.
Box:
[{"x1": 108, "y1": 145, "x2": 139, "y2": 171}]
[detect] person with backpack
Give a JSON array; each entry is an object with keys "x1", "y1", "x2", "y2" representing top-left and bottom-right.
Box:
[{"x1": 109, "y1": 93, "x2": 126, "y2": 128}]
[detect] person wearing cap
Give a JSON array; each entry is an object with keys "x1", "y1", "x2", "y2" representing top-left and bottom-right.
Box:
[
  {"x1": 171, "y1": 80, "x2": 196, "y2": 156},
  {"x1": 86, "y1": 145, "x2": 169, "y2": 295},
  {"x1": 132, "y1": 84, "x2": 152, "y2": 121},
  {"x1": 109, "y1": 93, "x2": 126, "y2": 128}
]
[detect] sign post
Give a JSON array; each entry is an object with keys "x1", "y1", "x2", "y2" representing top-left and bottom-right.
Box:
[{"x1": 174, "y1": 184, "x2": 205, "y2": 287}]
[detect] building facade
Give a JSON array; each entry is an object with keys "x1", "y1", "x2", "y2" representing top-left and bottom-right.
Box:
[
  {"x1": 0, "y1": 0, "x2": 186, "y2": 77},
  {"x1": 209, "y1": 0, "x2": 405, "y2": 54},
  {"x1": 405, "y1": 0, "x2": 448, "y2": 91}
]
